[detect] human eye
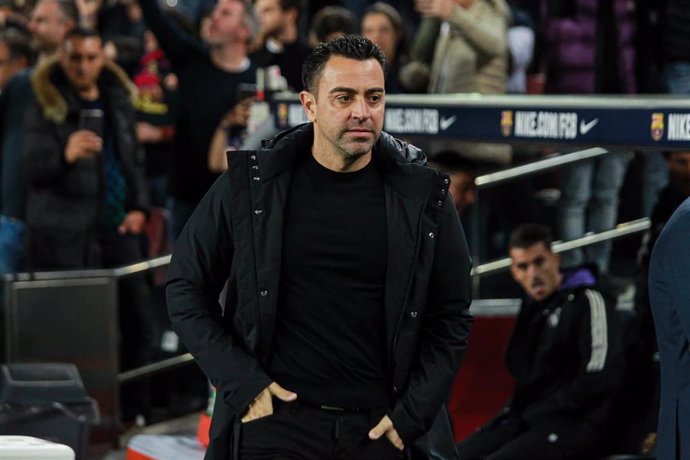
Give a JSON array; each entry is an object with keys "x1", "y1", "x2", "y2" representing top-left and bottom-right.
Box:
[
  {"x1": 369, "y1": 93, "x2": 384, "y2": 105},
  {"x1": 335, "y1": 94, "x2": 352, "y2": 103}
]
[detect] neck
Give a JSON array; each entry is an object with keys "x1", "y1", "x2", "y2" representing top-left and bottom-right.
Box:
[
  {"x1": 77, "y1": 85, "x2": 100, "y2": 101},
  {"x1": 210, "y1": 42, "x2": 248, "y2": 71},
  {"x1": 37, "y1": 49, "x2": 59, "y2": 65},
  {"x1": 311, "y1": 148, "x2": 371, "y2": 173}
]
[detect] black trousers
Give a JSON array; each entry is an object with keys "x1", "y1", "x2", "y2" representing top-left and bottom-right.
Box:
[
  {"x1": 456, "y1": 415, "x2": 602, "y2": 460},
  {"x1": 238, "y1": 400, "x2": 404, "y2": 460}
]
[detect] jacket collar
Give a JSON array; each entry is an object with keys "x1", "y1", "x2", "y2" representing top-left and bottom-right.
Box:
[
  {"x1": 30, "y1": 56, "x2": 137, "y2": 124},
  {"x1": 258, "y1": 122, "x2": 431, "y2": 200}
]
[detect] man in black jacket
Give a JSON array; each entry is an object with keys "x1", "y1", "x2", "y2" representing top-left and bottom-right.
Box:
[
  {"x1": 24, "y1": 28, "x2": 153, "y2": 422},
  {"x1": 457, "y1": 223, "x2": 624, "y2": 459},
  {"x1": 166, "y1": 35, "x2": 472, "y2": 460}
]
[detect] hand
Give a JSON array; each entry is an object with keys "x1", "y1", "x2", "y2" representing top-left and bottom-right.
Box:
[
  {"x1": 64, "y1": 130, "x2": 102, "y2": 163},
  {"x1": 369, "y1": 415, "x2": 404, "y2": 451},
  {"x1": 415, "y1": 0, "x2": 458, "y2": 20},
  {"x1": 241, "y1": 382, "x2": 297, "y2": 423},
  {"x1": 75, "y1": 0, "x2": 103, "y2": 28},
  {"x1": 118, "y1": 211, "x2": 147, "y2": 235},
  {"x1": 136, "y1": 122, "x2": 163, "y2": 143}
]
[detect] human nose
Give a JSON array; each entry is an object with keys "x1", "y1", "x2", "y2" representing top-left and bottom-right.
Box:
[{"x1": 351, "y1": 97, "x2": 371, "y2": 121}]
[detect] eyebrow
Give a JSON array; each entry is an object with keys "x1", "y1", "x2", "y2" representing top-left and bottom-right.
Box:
[{"x1": 329, "y1": 87, "x2": 385, "y2": 95}]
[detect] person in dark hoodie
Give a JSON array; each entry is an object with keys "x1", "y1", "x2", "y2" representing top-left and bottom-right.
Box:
[{"x1": 457, "y1": 223, "x2": 624, "y2": 459}]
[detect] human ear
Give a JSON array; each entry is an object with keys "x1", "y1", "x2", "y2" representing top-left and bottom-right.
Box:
[{"x1": 299, "y1": 90, "x2": 316, "y2": 122}]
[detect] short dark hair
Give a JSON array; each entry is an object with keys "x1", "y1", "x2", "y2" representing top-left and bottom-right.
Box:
[
  {"x1": 0, "y1": 29, "x2": 32, "y2": 62},
  {"x1": 309, "y1": 6, "x2": 357, "y2": 44},
  {"x1": 302, "y1": 34, "x2": 387, "y2": 94},
  {"x1": 363, "y1": 2, "x2": 405, "y2": 41},
  {"x1": 508, "y1": 223, "x2": 554, "y2": 251},
  {"x1": 64, "y1": 27, "x2": 101, "y2": 42}
]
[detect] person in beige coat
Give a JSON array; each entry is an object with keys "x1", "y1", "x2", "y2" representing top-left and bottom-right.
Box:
[
  {"x1": 418, "y1": 0, "x2": 509, "y2": 94},
  {"x1": 415, "y1": 0, "x2": 511, "y2": 164}
]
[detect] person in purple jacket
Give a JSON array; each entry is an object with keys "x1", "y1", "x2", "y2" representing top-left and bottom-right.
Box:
[{"x1": 540, "y1": 0, "x2": 636, "y2": 281}]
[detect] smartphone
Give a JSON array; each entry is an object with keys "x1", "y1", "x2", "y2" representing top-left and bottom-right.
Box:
[{"x1": 79, "y1": 109, "x2": 104, "y2": 138}]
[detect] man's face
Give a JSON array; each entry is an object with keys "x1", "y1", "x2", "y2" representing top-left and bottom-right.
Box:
[
  {"x1": 667, "y1": 151, "x2": 690, "y2": 196},
  {"x1": 29, "y1": 0, "x2": 71, "y2": 53},
  {"x1": 449, "y1": 170, "x2": 475, "y2": 215},
  {"x1": 300, "y1": 56, "x2": 385, "y2": 163},
  {"x1": 255, "y1": 0, "x2": 284, "y2": 39},
  {"x1": 361, "y1": 13, "x2": 397, "y2": 61},
  {"x1": 60, "y1": 36, "x2": 105, "y2": 94},
  {"x1": 0, "y1": 42, "x2": 28, "y2": 89},
  {"x1": 206, "y1": 0, "x2": 247, "y2": 47},
  {"x1": 509, "y1": 242, "x2": 562, "y2": 302}
]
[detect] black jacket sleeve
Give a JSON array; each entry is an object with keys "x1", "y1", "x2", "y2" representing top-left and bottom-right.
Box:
[{"x1": 165, "y1": 173, "x2": 272, "y2": 417}]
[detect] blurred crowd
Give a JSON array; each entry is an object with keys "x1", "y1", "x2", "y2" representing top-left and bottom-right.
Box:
[{"x1": 1, "y1": 0, "x2": 689, "y2": 441}]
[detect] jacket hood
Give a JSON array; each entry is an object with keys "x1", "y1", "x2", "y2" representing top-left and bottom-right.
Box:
[{"x1": 31, "y1": 56, "x2": 137, "y2": 124}]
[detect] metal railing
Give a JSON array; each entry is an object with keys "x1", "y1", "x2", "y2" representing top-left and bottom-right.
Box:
[
  {"x1": 468, "y1": 146, "x2": 642, "y2": 294},
  {"x1": 474, "y1": 147, "x2": 609, "y2": 189},
  {"x1": 472, "y1": 217, "x2": 651, "y2": 277},
  {"x1": 118, "y1": 352, "x2": 193, "y2": 384}
]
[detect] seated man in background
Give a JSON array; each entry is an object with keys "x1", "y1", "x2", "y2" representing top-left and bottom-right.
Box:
[{"x1": 457, "y1": 223, "x2": 624, "y2": 459}]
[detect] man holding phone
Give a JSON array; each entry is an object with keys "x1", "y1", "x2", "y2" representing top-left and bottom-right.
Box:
[{"x1": 24, "y1": 28, "x2": 153, "y2": 423}]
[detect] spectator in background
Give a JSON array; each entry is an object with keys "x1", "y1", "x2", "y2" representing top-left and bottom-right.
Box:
[
  {"x1": 251, "y1": 0, "x2": 310, "y2": 92},
  {"x1": 415, "y1": 0, "x2": 512, "y2": 165},
  {"x1": 0, "y1": 29, "x2": 31, "y2": 91},
  {"x1": 28, "y1": 0, "x2": 78, "y2": 64},
  {"x1": 418, "y1": 0, "x2": 509, "y2": 94},
  {"x1": 361, "y1": 2, "x2": 409, "y2": 94},
  {"x1": 0, "y1": 0, "x2": 29, "y2": 26},
  {"x1": 307, "y1": 5, "x2": 356, "y2": 47},
  {"x1": 139, "y1": 0, "x2": 256, "y2": 240},
  {"x1": 92, "y1": 0, "x2": 147, "y2": 78},
  {"x1": 505, "y1": 1, "x2": 534, "y2": 94},
  {"x1": 640, "y1": 0, "x2": 690, "y2": 218},
  {"x1": 0, "y1": 0, "x2": 78, "y2": 277},
  {"x1": 540, "y1": 0, "x2": 636, "y2": 279},
  {"x1": 24, "y1": 28, "x2": 153, "y2": 422},
  {"x1": 133, "y1": 30, "x2": 177, "y2": 208},
  {"x1": 428, "y1": 151, "x2": 476, "y2": 220},
  {"x1": 457, "y1": 223, "x2": 624, "y2": 459}
]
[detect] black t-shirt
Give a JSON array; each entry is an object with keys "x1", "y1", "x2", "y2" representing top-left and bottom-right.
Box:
[
  {"x1": 250, "y1": 39, "x2": 311, "y2": 92},
  {"x1": 268, "y1": 153, "x2": 390, "y2": 408}
]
